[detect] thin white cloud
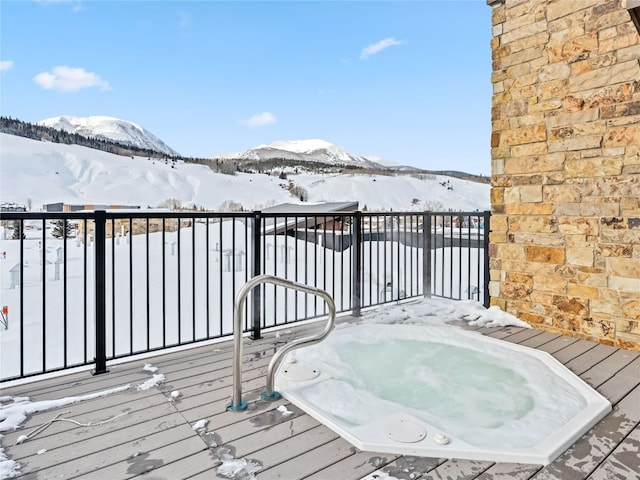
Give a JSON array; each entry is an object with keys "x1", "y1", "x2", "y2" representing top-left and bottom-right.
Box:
[
  {"x1": 0, "y1": 60, "x2": 15, "y2": 72},
  {"x1": 36, "y1": 0, "x2": 82, "y2": 12},
  {"x1": 244, "y1": 112, "x2": 277, "y2": 127},
  {"x1": 33, "y1": 66, "x2": 110, "y2": 92},
  {"x1": 178, "y1": 10, "x2": 191, "y2": 30},
  {"x1": 360, "y1": 37, "x2": 405, "y2": 60}
]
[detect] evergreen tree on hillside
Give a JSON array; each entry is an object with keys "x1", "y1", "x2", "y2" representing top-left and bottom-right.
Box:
[
  {"x1": 11, "y1": 220, "x2": 25, "y2": 240},
  {"x1": 51, "y1": 219, "x2": 73, "y2": 239}
]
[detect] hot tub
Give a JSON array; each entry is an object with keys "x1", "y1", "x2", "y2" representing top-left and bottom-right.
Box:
[{"x1": 274, "y1": 324, "x2": 611, "y2": 465}]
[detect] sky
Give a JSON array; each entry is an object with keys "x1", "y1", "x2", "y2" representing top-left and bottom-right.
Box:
[{"x1": 0, "y1": 0, "x2": 493, "y2": 174}]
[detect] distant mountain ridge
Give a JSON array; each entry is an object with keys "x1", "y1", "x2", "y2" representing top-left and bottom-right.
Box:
[
  {"x1": 0, "y1": 132, "x2": 491, "y2": 212},
  {"x1": 1, "y1": 115, "x2": 488, "y2": 184},
  {"x1": 38, "y1": 115, "x2": 180, "y2": 157},
  {"x1": 227, "y1": 139, "x2": 385, "y2": 169}
]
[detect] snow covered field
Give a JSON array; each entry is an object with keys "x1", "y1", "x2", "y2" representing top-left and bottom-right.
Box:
[{"x1": 0, "y1": 133, "x2": 489, "y2": 213}]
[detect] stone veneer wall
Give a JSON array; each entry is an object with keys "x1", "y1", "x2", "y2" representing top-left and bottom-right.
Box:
[{"x1": 488, "y1": 0, "x2": 640, "y2": 350}]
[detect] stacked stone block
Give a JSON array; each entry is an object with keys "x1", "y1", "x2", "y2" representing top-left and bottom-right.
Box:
[{"x1": 488, "y1": 0, "x2": 640, "y2": 350}]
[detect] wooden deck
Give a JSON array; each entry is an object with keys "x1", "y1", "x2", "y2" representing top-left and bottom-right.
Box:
[{"x1": 1, "y1": 318, "x2": 639, "y2": 480}]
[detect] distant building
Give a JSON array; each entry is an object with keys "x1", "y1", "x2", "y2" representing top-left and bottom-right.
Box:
[
  {"x1": 262, "y1": 202, "x2": 358, "y2": 235},
  {"x1": 0, "y1": 203, "x2": 27, "y2": 212},
  {"x1": 43, "y1": 203, "x2": 141, "y2": 212},
  {"x1": 262, "y1": 202, "x2": 359, "y2": 251}
]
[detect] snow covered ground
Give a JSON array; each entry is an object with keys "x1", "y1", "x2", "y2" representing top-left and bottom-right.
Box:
[{"x1": 0, "y1": 133, "x2": 489, "y2": 213}]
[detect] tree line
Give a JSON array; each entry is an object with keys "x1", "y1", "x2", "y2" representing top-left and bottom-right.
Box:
[{"x1": 0, "y1": 116, "x2": 176, "y2": 159}]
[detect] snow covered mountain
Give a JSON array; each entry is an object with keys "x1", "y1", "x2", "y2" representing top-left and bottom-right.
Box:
[
  {"x1": 0, "y1": 133, "x2": 490, "y2": 212},
  {"x1": 38, "y1": 115, "x2": 180, "y2": 157},
  {"x1": 232, "y1": 139, "x2": 384, "y2": 168}
]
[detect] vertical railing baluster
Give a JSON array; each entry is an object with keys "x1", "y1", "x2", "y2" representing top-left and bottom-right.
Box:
[
  {"x1": 20, "y1": 219, "x2": 25, "y2": 377},
  {"x1": 192, "y1": 216, "x2": 196, "y2": 342},
  {"x1": 162, "y1": 218, "x2": 166, "y2": 347},
  {"x1": 423, "y1": 212, "x2": 432, "y2": 298},
  {"x1": 262, "y1": 215, "x2": 268, "y2": 327},
  {"x1": 232, "y1": 219, "x2": 237, "y2": 329},
  {"x1": 467, "y1": 216, "x2": 472, "y2": 299},
  {"x1": 251, "y1": 211, "x2": 262, "y2": 339},
  {"x1": 244, "y1": 214, "x2": 250, "y2": 328},
  {"x1": 63, "y1": 219, "x2": 68, "y2": 367},
  {"x1": 146, "y1": 218, "x2": 150, "y2": 350},
  {"x1": 218, "y1": 219, "x2": 223, "y2": 335},
  {"x1": 41, "y1": 218, "x2": 46, "y2": 372},
  {"x1": 313, "y1": 216, "x2": 317, "y2": 315},
  {"x1": 458, "y1": 215, "x2": 462, "y2": 299},
  {"x1": 294, "y1": 215, "x2": 299, "y2": 318},
  {"x1": 441, "y1": 215, "x2": 446, "y2": 297},
  {"x1": 111, "y1": 219, "x2": 116, "y2": 356},
  {"x1": 128, "y1": 218, "x2": 133, "y2": 353},
  {"x1": 477, "y1": 214, "x2": 482, "y2": 302},
  {"x1": 338, "y1": 215, "x2": 343, "y2": 311},
  {"x1": 370, "y1": 214, "x2": 374, "y2": 305},
  {"x1": 401, "y1": 215, "x2": 406, "y2": 298},
  {"x1": 177, "y1": 217, "x2": 182, "y2": 342},
  {"x1": 352, "y1": 211, "x2": 362, "y2": 317},
  {"x1": 205, "y1": 217, "x2": 210, "y2": 339},
  {"x1": 483, "y1": 210, "x2": 491, "y2": 308},
  {"x1": 284, "y1": 215, "x2": 289, "y2": 324},
  {"x1": 83, "y1": 219, "x2": 88, "y2": 365},
  {"x1": 304, "y1": 215, "x2": 309, "y2": 318},
  {"x1": 92, "y1": 210, "x2": 108, "y2": 375}
]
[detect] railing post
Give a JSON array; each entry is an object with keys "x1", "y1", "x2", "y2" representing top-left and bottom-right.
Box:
[
  {"x1": 423, "y1": 212, "x2": 432, "y2": 298},
  {"x1": 352, "y1": 211, "x2": 362, "y2": 317},
  {"x1": 250, "y1": 211, "x2": 262, "y2": 339},
  {"x1": 92, "y1": 210, "x2": 108, "y2": 375},
  {"x1": 483, "y1": 210, "x2": 491, "y2": 308}
]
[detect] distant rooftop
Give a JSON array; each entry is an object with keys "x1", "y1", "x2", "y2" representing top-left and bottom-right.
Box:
[{"x1": 262, "y1": 202, "x2": 358, "y2": 214}]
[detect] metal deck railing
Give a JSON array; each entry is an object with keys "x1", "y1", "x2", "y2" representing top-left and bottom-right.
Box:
[{"x1": 0, "y1": 209, "x2": 490, "y2": 381}]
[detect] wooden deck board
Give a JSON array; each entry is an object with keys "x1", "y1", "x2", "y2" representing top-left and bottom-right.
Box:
[
  {"x1": 16, "y1": 403, "x2": 184, "y2": 469},
  {"x1": 496, "y1": 328, "x2": 545, "y2": 345},
  {"x1": 257, "y1": 437, "x2": 356, "y2": 479},
  {"x1": 587, "y1": 426, "x2": 640, "y2": 480},
  {"x1": 596, "y1": 357, "x2": 640, "y2": 404},
  {"x1": 1, "y1": 387, "x2": 165, "y2": 446},
  {"x1": 474, "y1": 463, "x2": 542, "y2": 480},
  {"x1": 563, "y1": 343, "x2": 618, "y2": 376},
  {"x1": 21, "y1": 424, "x2": 203, "y2": 479},
  {"x1": 2, "y1": 321, "x2": 639, "y2": 480},
  {"x1": 69, "y1": 435, "x2": 209, "y2": 480},
  {"x1": 530, "y1": 384, "x2": 640, "y2": 480},
  {"x1": 421, "y1": 459, "x2": 494, "y2": 479},
  {"x1": 517, "y1": 331, "x2": 560, "y2": 349},
  {"x1": 533, "y1": 335, "x2": 579, "y2": 355},
  {"x1": 133, "y1": 449, "x2": 216, "y2": 480},
  {"x1": 580, "y1": 349, "x2": 639, "y2": 389},
  {"x1": 3, "y1": 392, "x2": 176, "y2": 458},
  {"x1": 548, "y1": 338, "x2": 598, "y2": 365},
  {"x1": 304, "y1": 451, "x2": 401, "y2": 480},
  {"x1": 359, "y1": 456, "x2": 445, "y2": 480}
]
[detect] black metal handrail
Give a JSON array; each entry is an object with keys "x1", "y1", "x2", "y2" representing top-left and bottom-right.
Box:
[{"x1": 0, "y1": 209, "x2": 490, "y2": 382}]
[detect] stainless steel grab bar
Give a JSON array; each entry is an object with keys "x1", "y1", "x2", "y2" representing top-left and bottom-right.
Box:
[{"x1": 227, "y1": 274, "x2": 336, "y2": 411}]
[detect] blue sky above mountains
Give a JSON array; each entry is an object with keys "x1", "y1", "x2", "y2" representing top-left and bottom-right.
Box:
[{"x1": 1, "y1": 0, "x2": 492, "y2": 173}]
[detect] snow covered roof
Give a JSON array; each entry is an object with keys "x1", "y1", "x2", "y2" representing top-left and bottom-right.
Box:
[{"x1": 262, "y1": 202, "x2": 358, "y2": 214}]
